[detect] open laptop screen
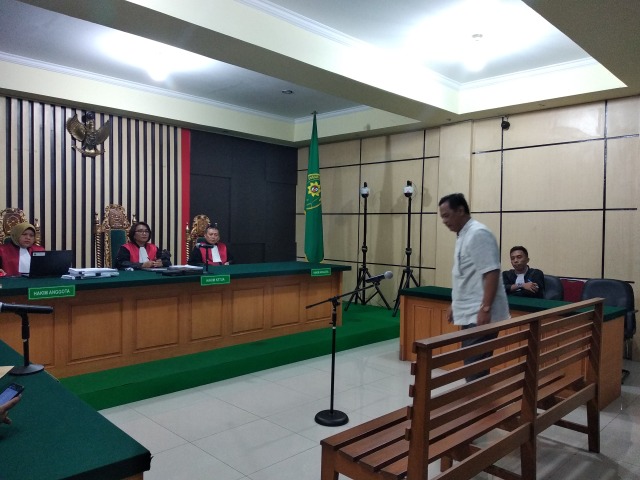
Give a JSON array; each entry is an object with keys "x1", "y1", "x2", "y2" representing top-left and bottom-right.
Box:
[{"x1": 28, "y1": 250, "x2": 73, "y2": 278}]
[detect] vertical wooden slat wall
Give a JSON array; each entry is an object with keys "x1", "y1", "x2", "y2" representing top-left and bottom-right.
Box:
[{"x1": 0, "y1": 96, "x2": 183, "y2": 267}]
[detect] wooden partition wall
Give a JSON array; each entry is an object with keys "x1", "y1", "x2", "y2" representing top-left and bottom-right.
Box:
[{"x1": 296, "y1": 96, "x2": 640, "y2": 356}]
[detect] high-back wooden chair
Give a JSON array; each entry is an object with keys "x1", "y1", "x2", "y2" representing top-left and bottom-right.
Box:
[
  {"x1": 0, "y1": 207, "x2": 42, "y2": 246},
  {"x1": 94, "y1": 204, "x2": 136, "y2": 268},
  {"x1": 185, "y1": 214, "x2": 212, "y2": 260}
]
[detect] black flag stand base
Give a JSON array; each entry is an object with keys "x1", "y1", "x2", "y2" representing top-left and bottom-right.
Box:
[{"x1": 307, "y1": 283, "x2": 379, "y2": 427}]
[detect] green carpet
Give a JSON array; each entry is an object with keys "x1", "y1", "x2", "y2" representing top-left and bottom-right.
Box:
[{"x1": 60, "y1": 304, "x2": 400, "y2": 410}]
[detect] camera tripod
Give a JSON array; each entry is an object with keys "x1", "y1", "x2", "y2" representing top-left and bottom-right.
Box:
[
  {"x1": 392, "y1": 181, "x2": 419, "y2": 316},
  {"x1": 345, "y1": 182, "x2": 390, "y2": 310}
]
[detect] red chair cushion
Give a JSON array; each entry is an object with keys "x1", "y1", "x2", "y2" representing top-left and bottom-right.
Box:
[{"x1": 560, "y1": 278, "x2": 586, "y2": 302}]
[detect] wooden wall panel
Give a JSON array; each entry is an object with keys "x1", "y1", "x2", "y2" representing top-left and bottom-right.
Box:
[
  {"x1": 69, "y1": 302, "x2": 123, "y2": 362},
  {"x1": 231, "y1": 287, "x2": 266, "y2": 334},
  {"x1": 190, "y1": 292, "x2": 224, "y2": 341},
  {"x1": 1, "y1": 315, "x2": 55, "y2": 367},
  {"x1": 134, "y1": 297, "x2": 179, "y2": 350},
  {"x1": 503, "y1": 142, "x2": 605, "y2": 211},
  {"x1": 271, "y1": 283, "x2": 302, "y2": 327}
]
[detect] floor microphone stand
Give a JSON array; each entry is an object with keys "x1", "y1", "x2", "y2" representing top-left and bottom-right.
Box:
[
  {"x1": 10, "y1": 312, "x2": 45, "y2": 375},
  {"x1": 392, "y1": 185, "x2": 419, "y2": 317},
  {"x1": 345, "y1": 183, "x2": 390, "y2": 310},
  {"x1": 307, "y1": 282, "x2": 379, "y2": 427}
]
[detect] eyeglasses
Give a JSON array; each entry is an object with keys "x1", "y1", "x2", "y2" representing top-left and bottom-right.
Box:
[{"x1": 135, "y1": 229, "x2": 150, "y2": 234}]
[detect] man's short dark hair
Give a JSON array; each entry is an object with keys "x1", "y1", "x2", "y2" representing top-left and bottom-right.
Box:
[
  {"x1": 438, "y1": 193, "x2": 470, "y2": 214},
  {"x1": 510, "y1": 245, "x2": 529, "y2": 257}
]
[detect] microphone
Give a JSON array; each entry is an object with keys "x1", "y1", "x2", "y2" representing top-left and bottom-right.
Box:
[
  {"x1": 365, "y1": 271, "x2": 393, "y2": 284},
  {"x1": 196, "y1": 243, "x2": 214, "y2": 249},
  {"x1": 0, "y1": 302, "x2": 54, "y2": 315}
]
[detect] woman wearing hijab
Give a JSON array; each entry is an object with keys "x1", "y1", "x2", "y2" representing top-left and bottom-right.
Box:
[
  {"x1": 0, "y1": 222, "x2": 45, "y2": 276},
  {"x1": 114, "y1": 221, "x2": 171, "y2": 270}
]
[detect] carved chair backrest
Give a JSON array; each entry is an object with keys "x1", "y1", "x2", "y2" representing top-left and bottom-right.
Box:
[
  {"x1": 0, "y1": 207, "x2": 42, "y2": 246},
  {"x1": 94, "y1": 204, "x2": 135, "y2": 268},
  {"x1": 185, "y1": 214, "x2": 212, "y2": 260}
]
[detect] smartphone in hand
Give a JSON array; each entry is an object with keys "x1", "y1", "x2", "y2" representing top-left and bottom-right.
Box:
[{"x1": 0, "y1": 383, "x2": 24, "y2": 404}]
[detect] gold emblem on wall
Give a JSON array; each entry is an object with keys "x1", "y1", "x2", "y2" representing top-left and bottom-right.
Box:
[{"x1": 66, "y1": 111, "x2": 112, "y2": 157}]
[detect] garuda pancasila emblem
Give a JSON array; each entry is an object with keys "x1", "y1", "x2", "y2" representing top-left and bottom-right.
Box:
[{"x1": 66, "y1": 111, "x2": 112, "y2": 157}]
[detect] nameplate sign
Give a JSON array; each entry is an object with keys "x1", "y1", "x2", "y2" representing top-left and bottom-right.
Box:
[
  {"x1": 201, "y1": 275, "x2": 230, "y2": 286},
  {"x1": 311, "y1": 268, "x2": 331, "y2": 277},
  {"x1": 28, "y1": 285, "x2": 76, "y2": 300}
]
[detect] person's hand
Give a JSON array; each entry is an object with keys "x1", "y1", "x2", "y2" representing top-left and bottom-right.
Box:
[
  {"x1": 477, "y1": 309, "x2": 491, "y2": 325},
  {"x1": 1, "y1": 396, "x2": 21, "y2": 425},
  {"x1": 0, "y1": 268, "x2": 6, "y2": 277},
  {"x1": 152, "y1": 259, "x2": 163, "y2": 267},
  {"x1": 141, "y1": 260, "x2": 154, "y2": 269},
  {"x1": 523, "y1": 282, "x2": 539, "y2": 294}
]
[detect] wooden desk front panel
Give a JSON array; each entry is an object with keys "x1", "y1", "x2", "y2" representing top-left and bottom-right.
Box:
[{"x1": 0, "y1": 272, "x2": 342, "y2": 377}]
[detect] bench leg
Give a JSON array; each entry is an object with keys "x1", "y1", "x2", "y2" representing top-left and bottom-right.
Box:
[
  {"x1": 586, "y1": 398, "x2": 600, "y2": 453},
  {"x1": 320, "y1": 446, "x2": 339, "y2": 480},
  {"x1": 520, "y1": 438, "x2": 536, "y2": 480}
]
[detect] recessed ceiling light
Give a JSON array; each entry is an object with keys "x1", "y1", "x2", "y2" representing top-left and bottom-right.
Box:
[{"x1": 281, "y1": 89, "x2": 294, "y2": 94}]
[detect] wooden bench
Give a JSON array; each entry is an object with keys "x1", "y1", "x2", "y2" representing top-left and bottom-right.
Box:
[{"x1": 320, "y1": 299, "x2": 604, "y2": 480}]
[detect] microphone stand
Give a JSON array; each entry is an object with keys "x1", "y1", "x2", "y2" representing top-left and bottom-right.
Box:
[
  {"x1": 203, "y1": 245, "x2": 211, "y2": 274},
  {"x1": 345, "y1": 183, "x2": 390, "y2": 311},
  {"x1": 196, "y1": 243, "x2": 215, "y2": 273},
  {"x1": 10, "y1": 312, "x2": 45, "y2": 375},
  {"x1": 307, "y1": 282, "x2": 380, "y2": 427}
]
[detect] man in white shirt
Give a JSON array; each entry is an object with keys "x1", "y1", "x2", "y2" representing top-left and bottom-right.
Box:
[{"x1": 438, "y1": 193, "x2": 510, "y2": 381}]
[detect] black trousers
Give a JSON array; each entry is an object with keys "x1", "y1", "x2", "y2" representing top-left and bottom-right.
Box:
[{"x1": 461, "y1": 324, "x2": 498, "y2": 382}]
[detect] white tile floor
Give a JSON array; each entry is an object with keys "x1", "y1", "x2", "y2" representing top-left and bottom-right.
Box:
[{"x1": 100, "y1": 340, "x2": 640, "y2": 480}]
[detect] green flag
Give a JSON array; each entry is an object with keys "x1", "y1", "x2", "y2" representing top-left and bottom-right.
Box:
[{"x1": 304, "y1": 113, "x2": 324, "y2": 263}]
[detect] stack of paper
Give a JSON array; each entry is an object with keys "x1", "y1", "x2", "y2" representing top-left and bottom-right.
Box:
[
  {"x1": 66, "y1": 268, "x2": 120, "y2": 278},
  {"x1": 168, "y1": 265, "x2": 203, "y2": 271}
]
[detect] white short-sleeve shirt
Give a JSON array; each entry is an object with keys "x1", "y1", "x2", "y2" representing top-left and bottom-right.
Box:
[{"x1": 451, "y1": 218, "x2": 510, "y2": 325}]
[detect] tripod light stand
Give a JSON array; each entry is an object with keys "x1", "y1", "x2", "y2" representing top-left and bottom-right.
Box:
[
  {"x1": 345, "y1": 182, "x2": 390, "y2": 310},
  {"x1": 392, "y1": 180, "x2": 419, "y2": 316}
]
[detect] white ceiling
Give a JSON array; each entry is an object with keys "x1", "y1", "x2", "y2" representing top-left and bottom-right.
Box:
[{"x1": 0, "y1": 0, "x2": 638, "y2": 145}]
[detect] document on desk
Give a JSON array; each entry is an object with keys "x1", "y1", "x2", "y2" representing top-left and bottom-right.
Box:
[
  {"x1": 68, "y1": 268, "x2": 119, "y2": 277},
  {"x1": 168, "y1": 265, "x2": 203, "y2": 271},
  {"x1": 0, "y1": 366, "x2": 12, "y2": 379}
]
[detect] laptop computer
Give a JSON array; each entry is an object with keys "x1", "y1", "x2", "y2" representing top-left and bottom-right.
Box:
[{"x1": 28, "y1": 250, "x2": 74, "y2": 278}]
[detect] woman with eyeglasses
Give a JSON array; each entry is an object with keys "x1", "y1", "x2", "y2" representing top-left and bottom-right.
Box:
[{"x1": 114, "y1": 221, "x2": 171, "y2": 270}]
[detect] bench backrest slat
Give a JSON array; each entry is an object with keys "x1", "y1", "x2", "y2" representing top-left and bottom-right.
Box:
[{"x1": 406, "y1": 299, "x2": 603, "y2": 479}]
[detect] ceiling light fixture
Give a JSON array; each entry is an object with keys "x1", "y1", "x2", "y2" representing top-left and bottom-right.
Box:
[
  {"x1": 281, "y1": 89, "x2": 294, "y2": 94},
  {"x1": 464, "y1": 33, "x2": 487, "y2": 72}
]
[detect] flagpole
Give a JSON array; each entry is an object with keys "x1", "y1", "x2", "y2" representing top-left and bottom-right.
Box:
[{"x1": 304, "y1": 112, "x2": 324, "y2": 264}]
